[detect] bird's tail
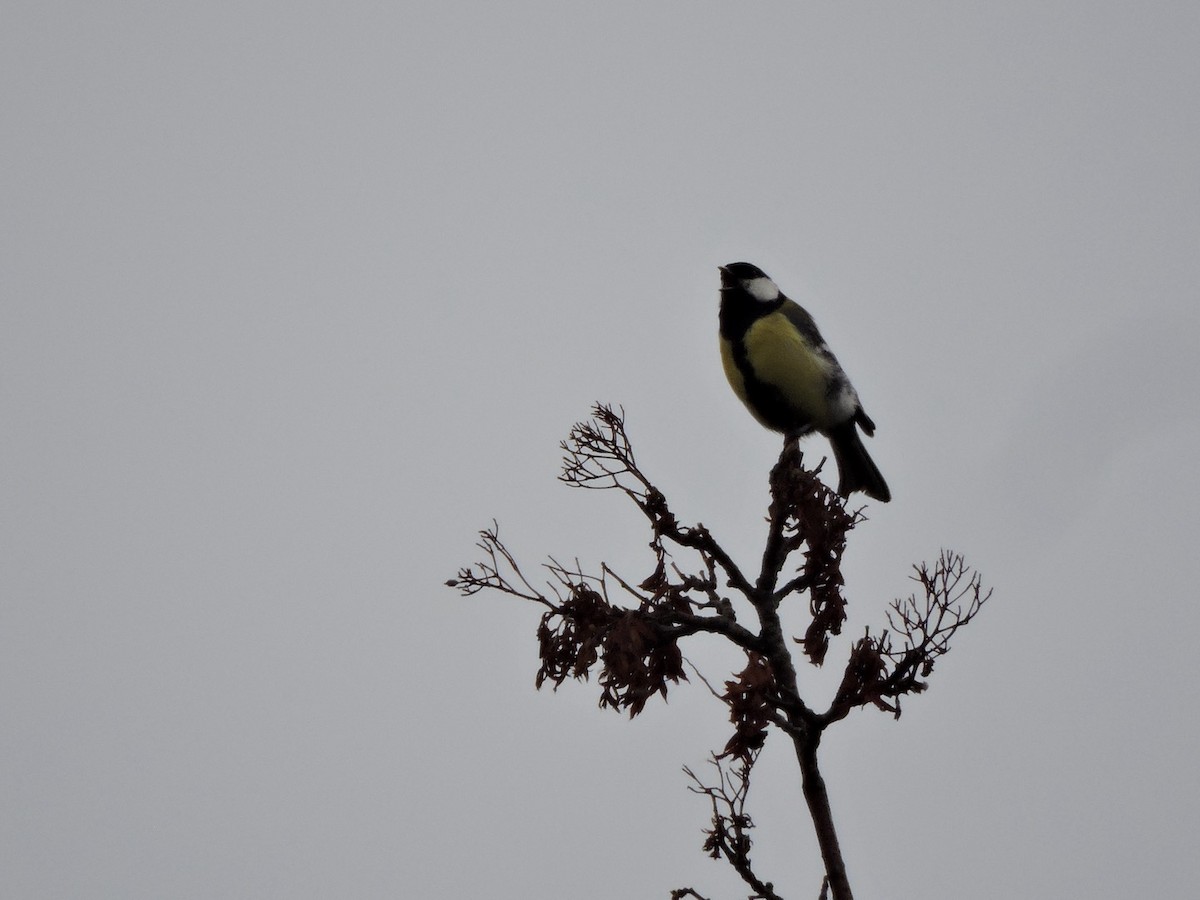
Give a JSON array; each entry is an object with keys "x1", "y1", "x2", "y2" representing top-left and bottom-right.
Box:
[{"x1": 828, "y1": 422, "x2": 891, "y2": 503}]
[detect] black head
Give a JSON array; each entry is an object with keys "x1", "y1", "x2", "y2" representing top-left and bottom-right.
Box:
[
  {"x1": 719, "y1": 262, "x2": 781, "y2": 303},
  {"x1": 720, "y1": 262, "x2": 768, "y2": 282}
]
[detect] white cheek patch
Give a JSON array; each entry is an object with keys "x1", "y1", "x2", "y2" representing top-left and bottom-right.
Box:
[{"x1": 745, "y1": 276, "x2": 780, "y2": 303}]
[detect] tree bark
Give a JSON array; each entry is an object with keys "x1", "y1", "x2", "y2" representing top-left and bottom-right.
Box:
[{"x1": 794, "y1": 736, "x2": 854, "y2": 900}]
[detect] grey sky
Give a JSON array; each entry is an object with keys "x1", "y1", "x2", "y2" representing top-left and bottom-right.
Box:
[{"x1": 3, "y1": 3, "x2": 1199, "y2": 898}]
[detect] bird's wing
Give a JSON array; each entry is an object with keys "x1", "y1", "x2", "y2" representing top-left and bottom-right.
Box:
[{"x1": 778, "y1": 301, "x2": 827, "y2": 349}]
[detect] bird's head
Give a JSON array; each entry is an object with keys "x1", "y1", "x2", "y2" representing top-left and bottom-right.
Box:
[{"x1": 720, "y1": 262, "x2": 780, "y2": 303}]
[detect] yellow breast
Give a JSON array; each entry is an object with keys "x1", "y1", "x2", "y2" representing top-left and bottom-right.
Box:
[{"x1": 741, "y1": 313, "x2": 836, "y2": 428}]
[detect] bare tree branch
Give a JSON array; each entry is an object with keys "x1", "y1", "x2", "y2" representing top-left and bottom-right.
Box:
[
  {"x1": 684, "y1": 753, "x2": 783, "y2": 900},
  {"x1": 446, "y1": 521, "x2": 558, "y2": 611},
  {"x1": 449, "y1": 403, "x2": 992, "y2": 900},
  {"x1": 824, "y1": 550, "x2": 992, "y2": 722}
]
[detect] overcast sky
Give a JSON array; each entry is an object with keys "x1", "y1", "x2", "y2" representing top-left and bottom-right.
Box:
[{"x1": 4, "y1": 3, "x2": 1199, "y2": 898}]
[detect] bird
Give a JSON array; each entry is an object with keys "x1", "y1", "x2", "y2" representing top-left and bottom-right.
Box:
[{"x1": 718, "y1": 262, "x2": 890, "y2": 502}]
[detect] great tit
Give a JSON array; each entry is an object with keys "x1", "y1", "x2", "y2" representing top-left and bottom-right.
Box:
[{"x1": 718, "y1": 262, "x2": 890, "y2": 503}]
